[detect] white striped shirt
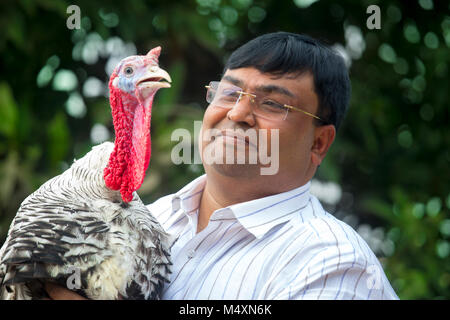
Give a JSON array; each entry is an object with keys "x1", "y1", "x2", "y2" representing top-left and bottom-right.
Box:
[{"x1": 147, "y1": 175, "x2": 398, "y2": 300}]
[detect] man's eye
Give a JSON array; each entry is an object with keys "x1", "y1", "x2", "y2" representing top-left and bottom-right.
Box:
[
  {"x1": 218, "y1": 89, "x2": 240, "y2": 102},
  {"x1": 222, "y1": 89, "x2": 239, "y2": 97},
  {"x1": 260, "y1": 100, "x2": 286, "y2": 112},
  {"x1": 124, "y1": 66, "x2": 134, "y2": 76}
]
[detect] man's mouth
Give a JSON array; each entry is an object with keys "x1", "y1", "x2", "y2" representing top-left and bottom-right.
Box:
[{"x1": 217, "y1": 129, "x2": 258, "y2": 149}]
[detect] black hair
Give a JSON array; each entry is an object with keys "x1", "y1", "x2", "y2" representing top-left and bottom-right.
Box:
[{"x1": 223, "y1": 32, "x2": 351, "y2": 131}]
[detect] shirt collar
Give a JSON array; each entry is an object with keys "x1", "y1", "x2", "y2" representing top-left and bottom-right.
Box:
[
  {"x1": 226, "y1": 181, "x2": 311, "y2": 239},
  {"x1": 171, "y1": 174, "x2": 206, "y2": 215},
  {"x1": 173, "y1": 175, "x2": 311, "y2": 239}
]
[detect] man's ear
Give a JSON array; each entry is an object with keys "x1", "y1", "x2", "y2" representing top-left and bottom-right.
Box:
[{"x1": 311, "y1": 124, "x2": 336, "y2": 166}]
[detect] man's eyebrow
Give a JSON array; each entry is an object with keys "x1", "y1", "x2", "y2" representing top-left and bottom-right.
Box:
[
  {"x1": 255, "y1": 84, "x2": 295, "y2": 98},
  {"x1": 222, "y1": 75, "x2": 295, "y2": 98},
  {"x1": 222, "y1": 75, "x2": 243, "y2": 87}
]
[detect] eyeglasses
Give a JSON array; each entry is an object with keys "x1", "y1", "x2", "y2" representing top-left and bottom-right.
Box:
[{"x1": 205, "y1": 81, "x2": 325, "y2": 122}]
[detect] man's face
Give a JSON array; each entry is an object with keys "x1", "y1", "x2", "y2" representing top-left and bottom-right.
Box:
[{"x1": 199, "y1": 67, "x2": 323, "y2": 185}]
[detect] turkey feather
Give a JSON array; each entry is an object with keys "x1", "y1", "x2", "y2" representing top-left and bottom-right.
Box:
[{"x1": 0, "y1": 142, "x2": 172, "y2": 299}]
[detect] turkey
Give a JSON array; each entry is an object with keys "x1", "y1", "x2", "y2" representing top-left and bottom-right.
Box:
[{"x1": 0, "y1": 46, "x2": 173, "y2": 300}]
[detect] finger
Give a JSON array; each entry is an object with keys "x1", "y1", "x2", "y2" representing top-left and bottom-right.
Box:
[{"x1": 44, "y1": 282, "x2": 87, "y2": 300}]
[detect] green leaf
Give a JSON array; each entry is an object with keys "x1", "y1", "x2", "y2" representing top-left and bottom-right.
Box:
[
  {"x1": 0, "y1": 82, "x2": 18, "y2": 138},
  {"x1": 0, "y1": 151, "x2": 19, "y2": 205},
  {"x1": 47, "y1": 112, "x2": 70, "y2": 167}
]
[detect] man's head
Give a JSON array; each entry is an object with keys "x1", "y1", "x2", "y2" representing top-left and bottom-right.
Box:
[
  {"x1": 200, "y1": 32, "x2": 351, "y2": 194},
  {"x1": 224, "y1": 32, "x2": 351, "y2": 132}
]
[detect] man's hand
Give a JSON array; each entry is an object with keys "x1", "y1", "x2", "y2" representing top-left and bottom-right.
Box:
[{"x1": 44, "y1": 282, "x2": 87, "y2": 300}]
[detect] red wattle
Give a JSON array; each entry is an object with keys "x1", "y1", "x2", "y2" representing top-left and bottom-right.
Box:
[{"x1": 103, "y1": 75, "x2": 153, "y2": 203}]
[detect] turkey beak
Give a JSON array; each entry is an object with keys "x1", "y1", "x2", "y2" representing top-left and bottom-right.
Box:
[{"x1": 137, "y1": 66, "x2": 172, "y2": 93}]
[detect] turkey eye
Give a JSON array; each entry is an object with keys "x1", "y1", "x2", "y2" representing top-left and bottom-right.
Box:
[{"x1": 124, "y1": 66, "x2": 134, "y2": 76}]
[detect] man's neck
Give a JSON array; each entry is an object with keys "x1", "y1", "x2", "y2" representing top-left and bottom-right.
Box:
[
  {"x1": 197, "y1": 174, "x2": 255, "y2": 233},
  {"x1": 196, "y1": 170, "x2": 310, "y2": 233}
]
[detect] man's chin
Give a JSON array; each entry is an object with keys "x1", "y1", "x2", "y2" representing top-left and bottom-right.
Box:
[{"x1": 207, "y1": 162, "x2": 261, "y2": 179}]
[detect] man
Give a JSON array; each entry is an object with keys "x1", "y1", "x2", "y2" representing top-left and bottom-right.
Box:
[{"x1": 47, "y1": 32, "x2": 398, "y2": 299}]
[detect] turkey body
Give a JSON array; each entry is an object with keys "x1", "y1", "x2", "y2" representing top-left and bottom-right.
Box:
[{"x1": 0, "y1": 142, "x2": 171, "y2": 300}]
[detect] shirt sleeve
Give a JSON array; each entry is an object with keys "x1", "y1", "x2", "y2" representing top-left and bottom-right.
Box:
[{"x1": 267, "y1": 238, "x2": 398, "y2": 300}]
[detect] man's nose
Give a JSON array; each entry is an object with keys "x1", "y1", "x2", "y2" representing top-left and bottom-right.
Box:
[{"x1": 226, "y1": 94, "x2": 256, "y2": 126}]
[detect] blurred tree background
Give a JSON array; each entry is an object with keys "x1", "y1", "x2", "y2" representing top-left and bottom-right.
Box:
[{"x1": 0, "y1": 0, "x2": 448, "y2": 299}]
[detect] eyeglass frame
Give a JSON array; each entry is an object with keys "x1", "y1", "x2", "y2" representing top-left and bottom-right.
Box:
[{"x1": 204, "y1": 81, "x2": 327, "y2": 123}]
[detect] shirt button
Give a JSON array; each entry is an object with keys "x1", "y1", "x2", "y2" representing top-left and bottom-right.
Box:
[{"x1": 187, "y1": 249, "x2": 196, "y2": 258}]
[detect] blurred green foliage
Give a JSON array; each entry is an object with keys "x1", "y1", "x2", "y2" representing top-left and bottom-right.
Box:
[{"x1": 0, "y1": 0, "x2": 448, "y2": 299}]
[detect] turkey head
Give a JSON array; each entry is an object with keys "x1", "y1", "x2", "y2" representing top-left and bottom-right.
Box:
[{"x1": 104, "y1": 47, "x2": 171, "y2": 202}]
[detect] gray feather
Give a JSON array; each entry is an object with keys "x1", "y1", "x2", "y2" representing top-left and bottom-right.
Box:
[{"x1": 0, "y1": 142, "x2": 172, "y2": 300}]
